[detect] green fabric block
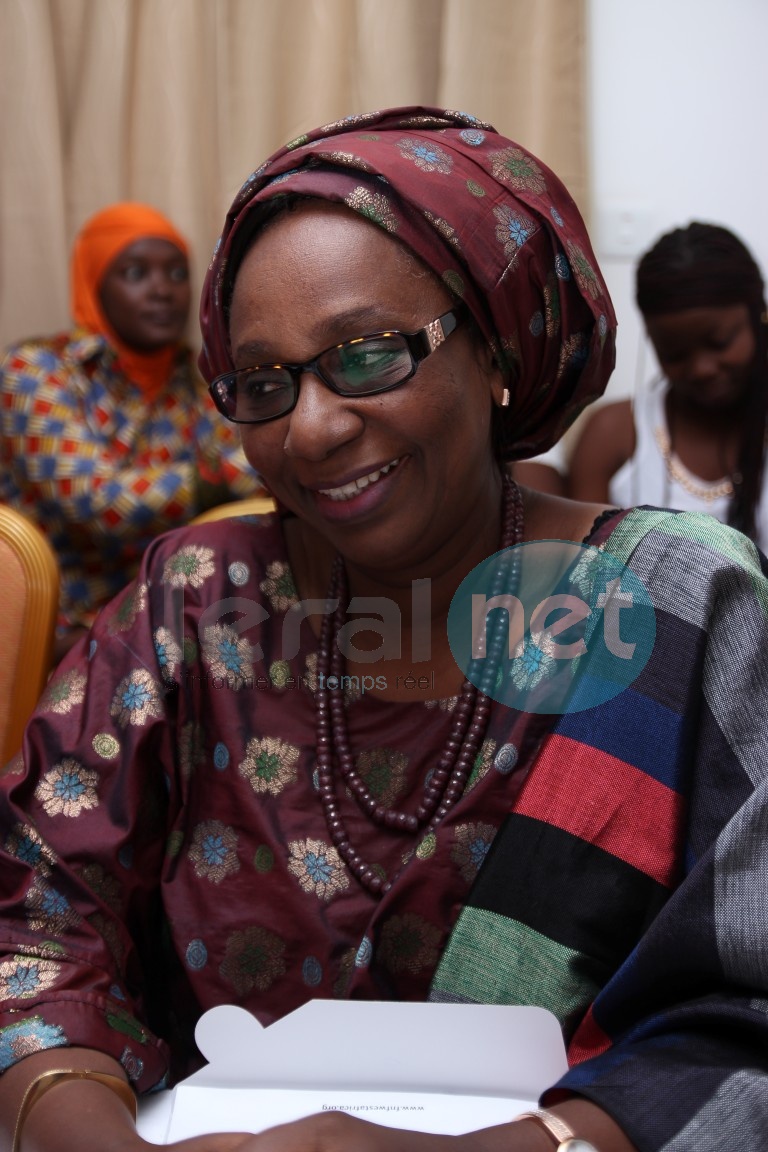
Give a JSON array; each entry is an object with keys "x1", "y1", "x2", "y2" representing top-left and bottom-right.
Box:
[{"x1": 431, "y1": 906, "x2": 598, "y2": 1036}]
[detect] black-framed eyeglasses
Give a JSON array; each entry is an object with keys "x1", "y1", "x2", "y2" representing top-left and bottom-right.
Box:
[{"x1": 208, "y1": 308, "x2": 464, "y2": 424}]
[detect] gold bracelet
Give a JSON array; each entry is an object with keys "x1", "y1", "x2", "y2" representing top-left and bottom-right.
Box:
[
  {"x1": 11, "y1": 1069, "x2": 137, "y2": 1152},
  {"x1": 515, "y1": 1108, "x2": 599, "y2": 1151}
]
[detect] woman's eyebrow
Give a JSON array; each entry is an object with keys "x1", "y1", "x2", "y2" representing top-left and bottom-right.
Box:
[
  {"x1": 232, "y1": 305, "x2": 409, "y2": 365},
  {"x1": 316, "y1": 304, "x2": 404, "y2": 338}
]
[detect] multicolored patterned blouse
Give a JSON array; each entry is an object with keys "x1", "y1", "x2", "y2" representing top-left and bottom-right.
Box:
[
  {"x1": 0, "y1": 329, "x2": 261, "y2": 631},
  {"x1": 1, "y1": 508, "x2": 767, "y2": 1151}
]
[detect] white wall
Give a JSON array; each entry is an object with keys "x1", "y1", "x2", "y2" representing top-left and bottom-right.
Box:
[{"x1": 587, "y1": 0, "x2": 768, "y2": 403}]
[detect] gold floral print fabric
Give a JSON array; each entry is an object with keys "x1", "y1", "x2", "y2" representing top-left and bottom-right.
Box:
[{"x1": 0, "y1": 514, "x2": 528, "y2": 1091}]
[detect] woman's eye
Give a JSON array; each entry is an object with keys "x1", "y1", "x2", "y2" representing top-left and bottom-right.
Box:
[
  {"x1": 242, "y1": 372, "x2": 288, "y2": 397},
  {"x1": 122, "y1": 264, "x2": 145, "y2": 283},
  {"x1": 338, "y1": 342, "x2": 405, "y2": 383},
  {"x1": 708, "y1": 331, "x2": 738, "y2": 352},
  {"x1": 169, "y1": 265, "x2": 189, "y2": 283}
]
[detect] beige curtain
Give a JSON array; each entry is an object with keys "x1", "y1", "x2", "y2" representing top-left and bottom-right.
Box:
[{"x1": 0, "y1": 0, "x2": 585, "y2": 351}]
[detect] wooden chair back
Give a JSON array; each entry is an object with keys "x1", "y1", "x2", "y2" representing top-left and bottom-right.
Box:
[
  {"x1": 0, "y1": 505, "x2": 60, "y2": 766},
  {"x1": 190, "y1": 495, "x2": 277, "y2": 525}
]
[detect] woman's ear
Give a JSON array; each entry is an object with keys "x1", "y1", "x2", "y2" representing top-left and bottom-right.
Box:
[
  {"x1": 488, "y1": 359, "x2": 511, "y2": 409},
  {"x1": 466, "y1": 317, "x2": 510, "y2": 409},
  {"x1": 472, "y1": 335, "x2": 508, "y2": 408}
]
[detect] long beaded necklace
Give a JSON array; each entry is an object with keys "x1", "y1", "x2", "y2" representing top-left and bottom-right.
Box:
[{"x1": 314, "y1": 475, "x2": 524, "y2": 896}]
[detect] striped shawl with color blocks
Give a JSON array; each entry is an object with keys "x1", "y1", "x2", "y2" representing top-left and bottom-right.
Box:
[{"x1": 431, "y1": 507, "x2": 768, "y2": 1149}]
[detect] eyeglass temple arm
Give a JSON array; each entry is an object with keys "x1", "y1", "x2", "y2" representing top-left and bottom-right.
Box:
[{"x1": 422, "y1": 309, "x2": 461, "y2": 354}]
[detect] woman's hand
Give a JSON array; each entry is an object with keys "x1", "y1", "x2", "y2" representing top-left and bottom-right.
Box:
[
  {"x1": 164, "y1": 1137, "x2": 255, "y2": 1152},
  {"x1": 168, "y1": 1097, "x2": 639, "y2": 1152},
  {"x1": 176, "y1": 1112, "x2": 551, "y2": 1152}
]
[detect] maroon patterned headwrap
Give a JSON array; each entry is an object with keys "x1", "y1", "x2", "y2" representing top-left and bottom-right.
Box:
[{"x1": 199, "y1": 107, "x2": 616, "y2": 459}]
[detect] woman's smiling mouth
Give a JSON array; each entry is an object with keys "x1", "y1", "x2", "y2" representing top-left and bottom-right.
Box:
[{"x1": 317, "y1": 457, "x2": 401, "y2": 502}]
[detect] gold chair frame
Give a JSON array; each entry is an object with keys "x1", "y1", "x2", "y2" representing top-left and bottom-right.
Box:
[
  {"x1": 0, "y1": 506, "x2": 60, "y2": 766},
  {"x1": 191, "y1": 494, "x2": 277, "y2": 525}
]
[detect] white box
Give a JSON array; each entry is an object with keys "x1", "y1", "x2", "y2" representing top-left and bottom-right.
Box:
[{"x1": 137, "y1": 1000, "x2": 568, "y2": 1143}]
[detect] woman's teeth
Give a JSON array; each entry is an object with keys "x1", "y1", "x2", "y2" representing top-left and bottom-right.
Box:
[{"x1": 320, "y1": 459, "x2": 399, "y2": 501}]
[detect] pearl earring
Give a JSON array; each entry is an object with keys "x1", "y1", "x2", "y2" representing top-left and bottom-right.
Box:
[{"x1": 500, "y1": 388, "x2": 511, "y2": 408}]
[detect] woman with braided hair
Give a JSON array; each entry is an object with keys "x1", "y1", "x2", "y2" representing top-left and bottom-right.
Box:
[
  {"x1": 570, "y1": 222, "x2": 768, "y2": 546},
  {"x1": 1, "y1": 112, "x2": 767, "y2": 1152}
]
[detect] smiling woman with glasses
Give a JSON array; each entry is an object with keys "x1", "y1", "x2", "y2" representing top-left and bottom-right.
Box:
[
  {"x1": 2, "y1": 108, "x2": 768, "y2": 1152},
  {"x1": 209, "y1": 307, "x2": 464, "y2": 423}
]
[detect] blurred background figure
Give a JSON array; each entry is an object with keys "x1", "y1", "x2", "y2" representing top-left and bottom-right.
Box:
[
  {"x1": 511, "y1": 442, "x2": 568, "y2": 495},
  {"x1": 0, "y1": 202, "x2": 261, "y2": 660},
  {"x1": 569, "y1": 222, "x2": 768, "y2": 549}
]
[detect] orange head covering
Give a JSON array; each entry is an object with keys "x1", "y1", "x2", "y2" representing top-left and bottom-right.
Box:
[{"x1": 71, "y1": 202, "x2": 190, "y2": 400}]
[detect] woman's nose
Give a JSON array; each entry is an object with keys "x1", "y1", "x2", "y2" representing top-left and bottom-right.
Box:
[
  {"x1": 282, "y1": 372, "x2": 363, "y2": 461},
  {"x1": 685, "y1": 349, "x2": 719, "y2": 381},
  {"x1": 147, "y1": 270, "x2": 176, "y2": 298}
]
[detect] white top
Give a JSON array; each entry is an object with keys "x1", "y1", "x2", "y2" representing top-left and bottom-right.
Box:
[{"x1": 608, "y1": 381, "x2": 768, "y2": 550}]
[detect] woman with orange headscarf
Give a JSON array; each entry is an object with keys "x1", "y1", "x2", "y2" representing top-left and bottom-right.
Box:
[{"x1": 0, "y1": 203, "x2": 260, "y2": 658}]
